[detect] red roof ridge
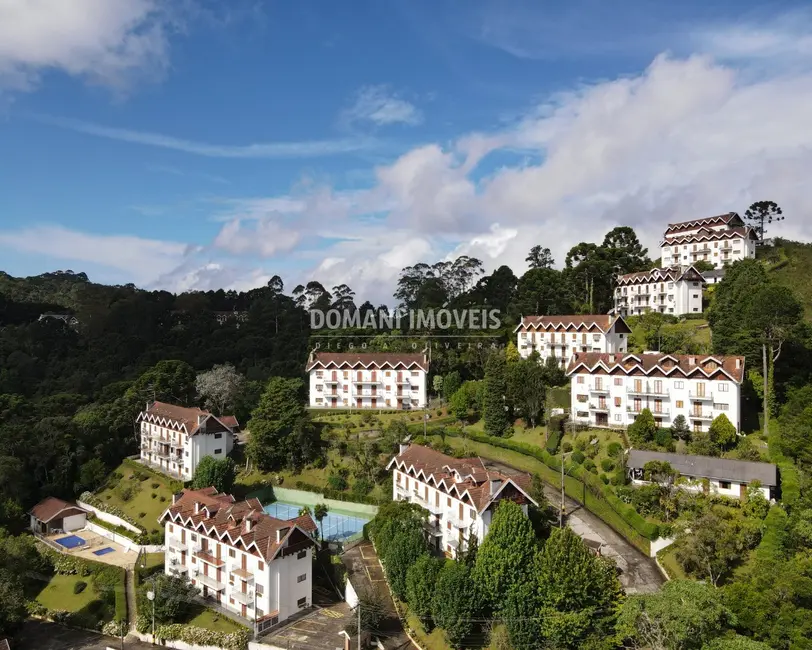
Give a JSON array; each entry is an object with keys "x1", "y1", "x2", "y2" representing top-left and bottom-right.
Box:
[{"x1": 566, "y1": 351, "x2": 745, "y2": 382}]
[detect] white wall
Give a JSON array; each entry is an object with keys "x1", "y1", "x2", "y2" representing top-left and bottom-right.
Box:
[
  {"x1": 131, "y1": 630, "x2": 224, "y2": 650},
  {"x1": 660, "y1": 234, "x2": 756, "y2": 270},
  {"x1": 85, "y1": 521, "x2": 164, "y2": 553},
  {"x1": 77, "y1": 501, "x2": 142, "y2": 535},
  {"x1": 63, "y1": 513, "x2": 87, "y2": 532},
  {"x1": 345, "y1": 576, "x2": 359, "y2": 608},
  {"x1": 309, "y1": 366, "x2": 427, "y2": 410},
  {"x1": 649, "y1": 536, "x2": 676, "y2": 558},
  {"x1": 616, "y1": 278, "x2": 703, "y2": 317},
  {"x1": 517, "y1": 327, "x2": 628, "y2": 364}
]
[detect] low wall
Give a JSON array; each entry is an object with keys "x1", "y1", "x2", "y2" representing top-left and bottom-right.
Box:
[
  {"x1": 131, "y1": 631, "x2": 223, "y2": 650},
  {"x1": 85, "y1": 521, "x2": 163, "y2": 554},
  {"x1": 649, "y1": 535, "x2": 676, "y2": 557},
  {"x1": 78, "y1": 500, "x2": 142, "y2": 535},
  {"x1": 270, "y1": 487, "x2": 380, "y2": 517}
]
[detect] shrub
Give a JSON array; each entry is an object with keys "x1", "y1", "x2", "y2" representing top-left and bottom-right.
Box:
[
  {"x1": 600, "y1": 474, "x2": 609, "y2": 485},
  {"x1": 151, "y1": 493, "x2": 157, "y2": 499},
  {"x1": 607, "y1": 441, "x2": 622, "y2": 457},
  {"x1": 600, "y1": 458, "x2": 615, "y2": 472},
  {"x1": 138, "y1": 512, "x2": 146, "y2": 519},
  {"x1": 105, "y1": 494, "x2": 111, "y2": 500},
  {"x1": 548, "y1": 415, "x2": 566, "y2": 434},
  {"x1": 327, "y1": 474, "x2": 349, "y2": 491},
  {"x1": 545, "y1": 429, "x2": 562, "y2": 454},
  {"x1": 583, "y1": 459, "x2": 596, "y2": 473},
  {"x1": 159, "y1": 496, "x2": 166, "y2": 502},
  {"x1": 73, "y1": 581, "x2": 87, "y2": 594},
  {"x1": 117, "y1": 486, "x2": 135, "y2": 502},
  {"x1": 571, "y1": 450, "x2": 585, "y2": 465},
  {"x1": 151, "y1": 482, "x2": 160, "y2": 489},
  {"x1": 352, "y1": 478, "x2": 373, "y2": 495},
  {"x1": 654, "y1": 428, "x2": 673, "y2": 449},
  {"x1": 574, "y1": 437, "x2": 588, "y2": 451},
  {"x1": 562, "y1": 441, "x2": 573, "y2": 453}
]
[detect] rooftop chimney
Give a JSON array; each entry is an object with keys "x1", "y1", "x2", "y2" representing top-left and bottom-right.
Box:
[
  {"x1": 735, "y1": 359, "x2": 742, "y2": 369},
  {"x1": 399, "y1": 436, "x2": 411, "y2": 455},
  {"x1": 608, "y1": 354, "x2": 616, "y2": 363},
  {"x1": 194, "y1": 502, "x2": 200, "y2": 514},
  {"x1": 490, "y1": 478, "x2": 503, "y2": 496},
  {"x1": 276, "y1": 527, "x2": 289, "y2": 543},
  {"x1": 244, "y1": 517, "x2": 252, "y2": 533},
  {"x1": 689, "y1": 356, "x2": 696, "y2": 366}
]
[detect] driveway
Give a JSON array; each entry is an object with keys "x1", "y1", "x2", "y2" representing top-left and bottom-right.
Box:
[
  {"x1": 484, "y1": 459, "x2": 665, "y2": 594},
  {"x1": 13, "y1": 621, "x2": 158, "y2": 650}
]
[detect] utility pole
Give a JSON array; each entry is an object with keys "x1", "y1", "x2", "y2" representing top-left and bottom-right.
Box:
[{"x1": 357, "y1": 603, "x2": 361, "y2": 650}]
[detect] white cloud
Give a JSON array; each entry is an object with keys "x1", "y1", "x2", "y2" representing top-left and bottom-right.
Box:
[
  {"x1": 343, "y1": 85, "x2": 423, "y2": 127},
  {"x1": 34, "y1": 114, "x2": 379, "y2": 158},
  {"x1": 214, "y1": 219, "x2": 301, "y2": 257},
  {"x1": 0, "y1": 0, "x2": 172, "y2": 92},
  {"x1": 0, "y1": 225, "x2": 188, "y2": 284}
]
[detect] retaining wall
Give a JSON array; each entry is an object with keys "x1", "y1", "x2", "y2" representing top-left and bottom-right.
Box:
[
  {"x1": 77, "y1": 500, "x2": 142, "y2": 535},
  {"x1": 85, "y1": 521, "x2": 163, "y2": 554},
  {"x1": 649, "y1": 535, "x2": 676, "y2": 557},
  {"x1": 131, "y1": 631, "x2": 223, "y2": 650}
]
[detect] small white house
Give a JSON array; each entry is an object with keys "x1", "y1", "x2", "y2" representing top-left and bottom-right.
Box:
[
  {"x1": 29, "y1": 497, "x2": 89, "y2": 535},
  {"x1": 627, "y1": 450, "x2": 777, "y2": 500}
]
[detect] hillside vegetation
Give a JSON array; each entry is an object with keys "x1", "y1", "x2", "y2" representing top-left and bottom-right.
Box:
[{"x1": 758, "y1": 238, "x2": 812, "y2": 320}]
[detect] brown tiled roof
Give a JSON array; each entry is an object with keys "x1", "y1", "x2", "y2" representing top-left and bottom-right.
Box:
[
  {"x1": 30, "y1": 497, "x2": 88, "y2": 523},
  {"x1": 387, "y1": 445, "x2": 535, "y2": 511},
  {"x1": 306, "y1": 351, "x2": 428, "y2": 372},
  {"x1": 137, "y1": 401, "x2": 238, "y2": 435},
  {"x1": 664, "y1": 212, "x2": 741, "y2": 234},
  {"x1": 566, "y1": 352, "x2": 745, "y2": 382},
  {"x1": 616, "y1": 266, "x2": 705, "y2": 286},
  {"x1": 160, "y1": 488, "x2": 317, "y2": 562},
  {"x1": 218, "y1": 415, "x2": 240, "y2": 430},
  {"x1": 515, "y1": 315, "x2": 631, "y2": 335},
  {"x1": 662, "y1": 226, "x2": 757, "y2": 246}
]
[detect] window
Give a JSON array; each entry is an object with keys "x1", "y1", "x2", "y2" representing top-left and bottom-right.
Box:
[
  {"x1": 676, "y1": 400, "x2": 684, "y2": 408},
  {"x1": 256, "y1": 583, "x2": 264, "y2": 595},
  {"x1": 297, "y1": 574, "x2": 307, "y2": 583},
  {"x1": 258, "y1": 561, "x2": 264, "y2": 571},
  {"x1": 719, "y1": 481, "x2": 732, "y2": 490},
  {"x1": 614, "y1": 378, "x2": 623, "y2": 386},
  {"x1": 385, "y1": 371, "x2": 391, "y2": 377},
  {"x1": 343, "y1": 371, "x2": 348, "y2": 379},
  {"x1": 614, "y1": 414, "x2": 622, "y2": 422},
  {"x1": 191, "y1": 534, "x2": 198, "y2": 541},
  {"x1": 614, "y1": 397, "x2": 622, "y2": 407},
  {"x1": 593, "y1": 334, "x2": 601, "y2": 342},
  {"x1": 168, "y1": 524, "x2": 173, "y2": 533},
  {"x1": 713, "y1": 403, "x2": 729, "y2": 411},
  {"x1": 214, "y1": 448, "x2": 222, "y2": 454},
  {"x1": 718, "y1": 383, "x2": 729, "y2": 392},
  {"x1": 229, "y1": 549, "x2": 235, "y2": 558},
  {"x1": 577, "y1": 394, "x2": 588, "y2": 403},
  {"x1": 315, "y1": 371, "x2": 323, "y2": 378},
  {"x1": 693, "y1": 308, "x2": 699, "y2": 312},
  {"x1": 411, "y1": 371, "x2": 420, "y2": 377},
  {"x1": 577, "y1": 376, "x2": 584, "y2": 384},
  {"x1": 214, "y1": 433, "x2": 222, "y2": 439},
  {"x1": 315, "y1": 398, "x2": 323, "y2": 404},
  {"x1": 297, "y1": 550, "x2": 307, "y2": 560},
  {"x1": 315, "y1": 384, "x2": 323, "y2": 391},
  {"x1": 674, "y1": 380, "x2": 684, "y2": 389}
]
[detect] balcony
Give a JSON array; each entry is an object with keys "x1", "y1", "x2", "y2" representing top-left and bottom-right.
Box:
[
  {"x1": 230, "y1": 566, "x2": 254, "y2": 583},
  {"x1": 589, "y1": 403, "x2": 610, "y2": 413},
  {"x1": 354, "y1": 379, "x2": 380, "y2": 386},
  {"x1": 445, "y1": 513, "x2": 468, "y2": 530},
  {"x1": 423, "y1": 520, "x2": 444, "y2": 537},
  {"x1": 194, "y1": 571, "x2": 225, "y2": 592},
  {"x1": 690, "y1": 411, "x2": 714, "y2": 421},
  {"x1": 589, "y1": 385, "x2": 610, "y2": 395},
  {"x1": 689, "y1": 392, "x2": 713, "y2": 401},
  {"x1": 395, "y1": 378, "x2": 411, "y2": 385},
  {"x1": 194, "y1": 551, "x2": 225, "y2": 568},
  {"x1": 231, "y1": 589, "x2": 254, "y2": 606},
  {"x1": 650, "y1": 408, "x2": 670, "y2": 418},
  {"x1": 627, "y1": 386, "x2": 670, "y2": 398},
  {"x1": 153, "y1": 450, "x2": 171, "y2": 461},
  {"x1": 323, "y1": 378, "x2": 340, "y2": 385},
  {"x1": 168, "y1": 537, "x2": 187, "y2": 552}
]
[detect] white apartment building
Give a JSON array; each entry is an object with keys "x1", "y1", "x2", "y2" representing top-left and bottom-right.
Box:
[
  {"x1": 306, "y1": 351, "x2": 428, "y2": 410},
  {"x1": 137, "y1": 402, "x2": 238, "y2": 480},
  {"x1": 515, "y1": 315, "x2": 631, "y2": 366},
  {"x1": 387, "y1": 444, "x2": 537, "y2": 559},
  {"x1": 613, "y1": 266, "x2": 705, "y2": 317},
  {"x1": 160, "y1": 487, "x2": 317, "y2": 633},
  {"x1": 627, "y1": 450, "x2": 777, "y2": 500},
  {"x1": 566, "y1": 351, "x2": 744, "y2": 432},
  {"x1": 660, "y1": 212, "x2": 759, "y2": 270}
]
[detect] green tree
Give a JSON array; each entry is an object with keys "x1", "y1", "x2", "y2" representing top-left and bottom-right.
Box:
[
  {"x1": 628, "y1": 408, "x2": 657, "y2": 446},
  {"x1": 642, "y1": 460, "x2": 680, "y2": 522},
  {"x1": 442, "y1": 371, "x2": 462, "y2": 401},
  {"x1": 526, "y1": 245, "x2": 554, "y2": 270},
  {"x1": 432, "y1": 374, "x2": 444, "y2": 396},
  {"x1": 742, "y1": 484, "x2": 769, "y2": 521},
  {"x1": 78, "y1": 457, "x2": 108, "y2": 491},
  {"x1": 509, "y1": 355, "x2": 547, "y2": 428},
  {"x1": 506, "y1": 341, "x2": 521, "y2": 364},
  {"x1": 709, "y1": 414, "x2": 737, "y2": 451},
  {"x1": 515, "y1": 267, "x2": 571, "y2": 316},
  {"x1": 190, "y1": 456, "x2": 237, "y2": 493},
  {"x1": 618, "y1": 580, "x2": 735, "y2": 650},
  {"x1": 483, "y1": 353, "x2": 510, "y2": 436},
  {"x1": 703, "y1": 635, "x2": 773, "y2": 650},
  {"x1": 432, "y1": 560, "x2": 478, "y2": 648},
  {"x1": 405, "y1": 554, "x2": 443, "y2": 628},
  {"x1": 298, "y1": 505, "x2": 312, "y2": 517},
  {"x1": 744, "y1": 200, "x2": 784, "y2": 240},
  {"x1": 671, "y1": 414, "x2": 691, "y2": 441},
  {"x1": 345, "y1": 586, "x2": 387, "y2": 636},
  {"x1": 473, "y1": 500, "x2": 538, "y2": 615},
  {"x1": 137, "y1": 573, "x2": 198, "y2": 625},
  {"x1": 693, "y1": 260, "x2": 716, "y2": 273},
  {"x1": 369, "y1": 500, "x2": 427, "y2": 561},
  {"x1": 313, "y1": 503, "x2": 329, "y2": 542},
  {"x1": 381, "y1": 527, "x2": 426, "y2": 601},
  {"x1": 450, "y1": 380, "x2": 483, "y2": 422},
  {"x1": 540, "y1": 355, "x2": 568, "y2": 387},
  {"x1": 0, "y1": 575, "x2": 26, "y2": 636},
  {"x1": 195, "y1": 363, "x2": 243, "y2": 415}
]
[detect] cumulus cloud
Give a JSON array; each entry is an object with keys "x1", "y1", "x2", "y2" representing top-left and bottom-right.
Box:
[
  {"x1": 342, "y1": 85, "x2": 423, "y2": 127},
  {"x1": 0, "y1": 0, "x2": 173, "y2": 92}
]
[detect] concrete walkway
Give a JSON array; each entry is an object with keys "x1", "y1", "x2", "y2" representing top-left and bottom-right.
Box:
[
  {"x1": 484, "y1": 459, "x2": 665, "y2": 594},
  {"x1": 125, "y1": 568, "x2": 138, "y2": 632}
]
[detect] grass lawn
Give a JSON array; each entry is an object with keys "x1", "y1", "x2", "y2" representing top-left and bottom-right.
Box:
[
  {"x1": 657, "y1": 545, "x2": 686, "y2": 580},
  {"x1": 310, "y1": 409, "x2": 449, "y2": 427},
  {"x1": 36, "y1": 573, "x2": 100, "y2": 612},
  {"x1": 185, "y1": 605, "x2": 248, "y2": 633},
  {"x1": 406, "y1": 610, "x2": 454, "y2": 650},
  {"x1": 558, "y1": 428, "x2": 626, "y2": 475},
  {"x1": 95, "y1": 461, "x2": 175, "y2": 535},
  {"x1": 143, "y1": 552, "x2": 165, "y2": 571}
]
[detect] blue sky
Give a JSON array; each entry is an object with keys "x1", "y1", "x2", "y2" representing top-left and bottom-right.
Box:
[{"x1": 1, "y1": 0, "x2": 812, "y2": 304}]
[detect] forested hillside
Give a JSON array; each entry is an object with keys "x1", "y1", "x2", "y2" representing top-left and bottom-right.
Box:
[{"x1": 759, "y1": 238, "x2": 812, "y2": 320}]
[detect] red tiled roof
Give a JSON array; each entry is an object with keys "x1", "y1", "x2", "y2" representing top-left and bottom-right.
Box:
[
  {"x1": 137, "y1": 401, "x2": 238, "y2": 435},
  {"x1": 30, "y1": 497, "x2": 88, "y2": 523},
  {"x1": 160, "y1": 488, "x2": 317, "y2": 562},
  {"x1": 664, "y1": 212, "x2": 741, "y2": 234},
  {"x1": 566, "y1": 352, "x2": 745, "y2": 382},
  {"x1": 218, "y1": 415, "x2": 240, "y2": 430},
  {"x1": 306, "y1": 351, "x2": 428, "y2": 372},
  {"x1": 616, "y1": 266, "x2": 705, "y2": 285},
  {"x1": 515, "y1": 315, "x2": 631, "y2": 334},
  {"x1": 662, "y1": 226, "x2": 757, "y2": 246},
  {"x1": 387, "y1": 445, "x2": 535, "y2": 511}
]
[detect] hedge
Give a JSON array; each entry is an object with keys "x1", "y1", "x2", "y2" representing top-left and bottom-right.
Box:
[
  {"x1": 293, "y1": 480, "x2": 390, "y2": 506},
  {"x1": 153, "y1": 623, "x2": 251, "y2": 650},
  {"x1": 545, "y1": 429, "x2": 562, "y2": 454},
  {"x1": 754, "y1": 505, "x2": 789, "y2": 562},
  {"x1": 87, "y1": 514, "x2": 142, "y2": 542},
  {"x1": 442, "y1": 429, "x2": 659, "y2": 545},
  {"x1": 767, "y1": 421, "x2": 800, "y2": 508}
]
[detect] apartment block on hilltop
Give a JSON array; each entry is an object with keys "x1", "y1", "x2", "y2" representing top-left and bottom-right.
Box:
[
  {"x1": 160, "y1": 487, "x2": 317, "y2": 633},
  {"x1": 567, "y1": 351, "x2": 744, "y2": 432},
  {"x1": 137, "y1": 402, "x2": 238, "y2": 480},
  {"x1": 387, "y1": 444, "x2": 537, "y2": 559},
  {"x1": 613, "y1": 266, "x2": 705, "y2": 317},
  {"x1": 660, "y1": 212, "x2": 759, "y2": 270},
  {"x1": 306, "y1": 350, "x2": 428, "y2": 409},
  {"x1": 515, "y1": 315, "x2": 630, "y2": 366}
]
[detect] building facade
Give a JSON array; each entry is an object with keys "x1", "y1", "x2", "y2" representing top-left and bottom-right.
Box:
[
  {"x1": 659, "y1": 212, "x2": 759, "y2": 270},
  {"x1": 29, "y1": 497, "x2": 88, "y2": 535},
  {"x1": 160, "y1": 488, "x2": 317, "y2": 633},
  {"x1": 515, "y1": 315, "x2": 631, "y2": 366},
  {"x1": 627, "y1": 450, "x2": 777, "y2": 500},
  {"x1": 613, "y1": 266, "x2": 705, "y2": 317},
  {"x1": 137, "y1": 402, "x2": 238, "y2": 480},
  {"x1": 306, "y1": 351, "x2": 428, "y2": 410},
  {"x1": 387, "y1": 444, "x2": 536, "y2": 559},
  {"x1": 566, "y1": 351, "x2": 744, "y2": 432}
]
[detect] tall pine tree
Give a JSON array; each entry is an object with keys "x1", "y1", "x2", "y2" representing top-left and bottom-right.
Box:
[{"x1": 483, "y1": 352, "x2": 510, "y2": 436}]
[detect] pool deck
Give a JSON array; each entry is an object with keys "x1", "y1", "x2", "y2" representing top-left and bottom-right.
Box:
[{"x1": 42, "y1": 529, "x2": 138, "y2": 568}]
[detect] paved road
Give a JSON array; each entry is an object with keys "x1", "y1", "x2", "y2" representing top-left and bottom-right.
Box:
[
  {"x1": 13, "y1": 621, "x2": 158, "y2": 650},
  {"x1": 485, "y1": 459, "x2": 665, "y2": 594}
]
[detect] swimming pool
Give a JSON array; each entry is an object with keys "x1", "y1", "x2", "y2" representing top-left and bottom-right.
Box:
[
  {"x1": 264, "y1": 501, "x2": 370, "y2": 542},
  {"x1": 93, "y1": 547, "x2": 115, "y2": 556},
  {"x1": 55, "y1": 535, "x2": 86, "y2": 549}
]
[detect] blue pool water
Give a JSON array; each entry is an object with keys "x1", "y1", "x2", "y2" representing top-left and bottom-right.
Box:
[
  {"x1": 264, "y1": 501, "x2": 370, "y2": 542},
  {"x1": 55, "y1": 535, "x2": 86, "y2": 549},
  {"x1": 93, "y1": 547, "x2": 115, "y2": 556}
]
